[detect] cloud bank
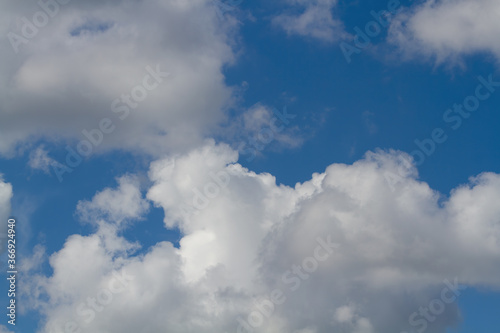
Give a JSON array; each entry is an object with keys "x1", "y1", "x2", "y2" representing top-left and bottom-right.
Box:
[
  {"x1": 23, "y1": 142, "x2": 500, "y2": 333},
  {"x1": 0, "y1": 0, "x2": 237, "y2": 157}
]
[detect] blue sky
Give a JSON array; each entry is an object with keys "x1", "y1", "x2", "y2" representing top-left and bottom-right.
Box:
[{"x1": 0, "y1": 0, "x2": 499, "y2": 332}]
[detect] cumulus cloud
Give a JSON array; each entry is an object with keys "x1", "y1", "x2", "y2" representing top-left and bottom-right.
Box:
[
  {"x1": 273, "y1": 0, "x2": 346, "y2": 42},
  {"x1": 76, "y1": 175, "x2": 149, "y2": 227},
  {"x1": 0, "y1": 0, "x2": 237, "y2": 157},
  {"x1": 23, "y1": 142, "x2": 500, "y2": 333},
  {"x1": 388, "y1": 0, "x2": 500, "y2": 63}
]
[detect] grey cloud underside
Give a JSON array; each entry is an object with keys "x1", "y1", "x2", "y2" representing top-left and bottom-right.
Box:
[{"x1": 0, "y1": 0, "x2": 235, "y2": 156}]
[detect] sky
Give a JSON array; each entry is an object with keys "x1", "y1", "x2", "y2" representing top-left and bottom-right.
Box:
[{"x1": 0, "y1": 0, "x2": 499, "y2": 332}]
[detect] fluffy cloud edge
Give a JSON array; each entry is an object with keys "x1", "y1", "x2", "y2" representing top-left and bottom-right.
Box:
[{"x1": 388, "y1": 0, "x2": 500, "y2": 64}]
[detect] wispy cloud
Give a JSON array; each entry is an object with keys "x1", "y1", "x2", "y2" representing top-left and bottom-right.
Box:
[{"x1": 273, "y1": 0, "x2": 346, "y2": 42}]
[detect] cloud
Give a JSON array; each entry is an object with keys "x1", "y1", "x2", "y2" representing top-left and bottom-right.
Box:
[
  {"x1": 19, "y1": 244, "x2": 46, "y2": 274},
  {"x1": 0, "y1": 0, "x2": 237, "y2": 157},
  {"x1": 273, "y1": 0, "x2": 346, "y2": 42},
  {"x1": 28, "y1": 146, "x2": 56, "y2": 174},
  {"x1": 0, "y1": 176, "x2": 12, "y2": 260},
  {"x1": 23, "y1": 142, "x2": 500, "y2": 333},
  {"x1": 76, "y1": 175, "x2": 149, "y2": 227},
  {"x1": 388, "y1": 0, "x2": 500, "y2": 64},
  {"x1": 0, "y1": 325, "x2": 14, "y2": 333},
  {"x1": 0, "y1": 175, "x2": 13, "y2": 221},
  {"x1": 222, "y1": 104, "x2": 303, "y2": 161}
]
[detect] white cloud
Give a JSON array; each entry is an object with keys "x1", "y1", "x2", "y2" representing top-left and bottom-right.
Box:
[
  {"x1": 76, "y1": 175, "x2": 149, "y2": 227},
  {"x1": 0, "y1": 176, "x2": 13, "y2": 222},
  {"x1": 0, "y1": 0, "x2": 237, "y2": 157},
  {"x1": 24, "y1": 142, "x2": 500, "y2": 333},
  {"x1": 273, "y1": 0, "x2": 346, "y2": 42},
  {"x1": 29, "y1": 146, "x2": 56, "y2": 174},
  {"x1": 388, "y1": 0, "x2": 500, "y2": 63},
  {"x1": 0, "y1": 176, "x2": 12, "y2": 264},
  {"x1": 19, "y1": 244, "x2": 46, "y2": 274}
]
